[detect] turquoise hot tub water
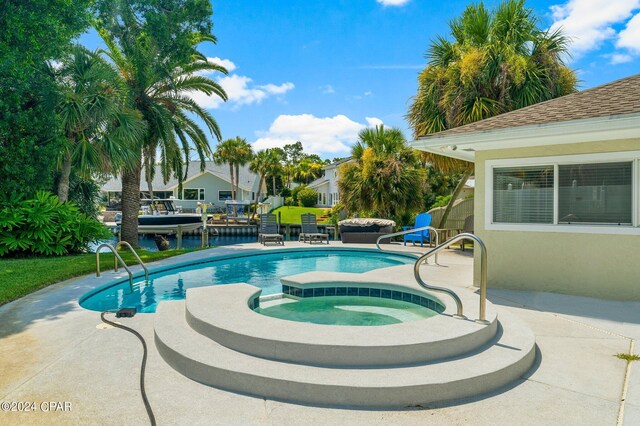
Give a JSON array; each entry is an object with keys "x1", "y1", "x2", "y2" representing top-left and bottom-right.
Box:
[
  {"x1": 80, "y1": 250, "x2": 415, "y2": 313},
  {"x1": 256, "y1": 296, "x2": 438, "y2": 326}
]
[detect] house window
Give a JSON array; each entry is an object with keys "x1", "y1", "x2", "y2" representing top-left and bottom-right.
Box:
[
  {"x1": 183, "y1": 188, "x2": 205, "y2": 201},
  {"x1": 218, "y1": 190, "x2": 233, "y2": 201},
  {"x1": 493, "y1": 166, "x2": 554, "y2": 224},
  {"x1": 558, "y1": 162, "x2": 632, "y2": 225},
  {"x1": 488, "y1": 153, "x2": 640, "y2": 232}
]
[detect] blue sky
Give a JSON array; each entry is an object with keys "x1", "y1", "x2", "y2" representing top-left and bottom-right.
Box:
[{"x1": 82, "y1": 0, "x2": 640, "y2": 159}]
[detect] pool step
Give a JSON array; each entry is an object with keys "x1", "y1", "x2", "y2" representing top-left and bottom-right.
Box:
[
  {"x1": 155, "y1": 300, "x2": 536, "y2": 407},
  {"x1": 184, "y1": 285, "x2": 499, "y2": 367}
]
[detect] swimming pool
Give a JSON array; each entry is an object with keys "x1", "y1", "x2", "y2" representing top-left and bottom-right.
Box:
[{"x1": 80, "y1": 249, "x2": 415, "y2": 313}]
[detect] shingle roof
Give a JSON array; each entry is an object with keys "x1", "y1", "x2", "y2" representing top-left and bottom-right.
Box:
[
  {"x1": 100, "y1": 161, "x2": 259, "y2": 192},
  {"x1": 419, "y1": 74, "x2": 640, "y2": 139}
]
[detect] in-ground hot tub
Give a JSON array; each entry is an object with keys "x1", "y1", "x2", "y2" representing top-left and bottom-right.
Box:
[
  {"x1": 255, "y1": 291, "x2": 444, "y2": 326},
  {"x1": 338, "y1": 218, "x2": 396, "y2": 243}
]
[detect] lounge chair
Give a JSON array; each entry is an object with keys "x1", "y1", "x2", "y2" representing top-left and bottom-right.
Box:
[
  {"x1": 259, "y1": 214, "x2": 284, "y2": 245},
  {"x1": 402, "y1": 213, "x2": 432, "y2": 247},
  {"x1": 461, "y1": 215, "x2": 474, "y2": 251},
  {"x1": 299, "y1": 213, "x2": 329, "y2": 244}
]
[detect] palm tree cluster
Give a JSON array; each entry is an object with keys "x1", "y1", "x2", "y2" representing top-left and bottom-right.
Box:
[
  {"x1": 54, "y1": 45, "x2": 145, "y2": 202},
  {"x1": 407, "y1": 0, "x2": 578, "y2": 227},
  {"x1": 338, "y1": 126, "x2": 426, "y2": 223},
  {"x1": 213, "y1": 137, "x2": 254, "y2": 202},
  {"x1": 98, "y1": 29, "x2": 228, "y2": 243}
]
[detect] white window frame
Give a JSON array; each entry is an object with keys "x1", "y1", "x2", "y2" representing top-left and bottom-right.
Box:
[
  {"x1": 183, "y1": 188, "x2": 205, "y2": 201},
  {"x1": 218, "y1": 190, "x2": 233, "y2": 201},
  {"x1": 486, "y1": 151, "x2": 640, "y2": 235}
]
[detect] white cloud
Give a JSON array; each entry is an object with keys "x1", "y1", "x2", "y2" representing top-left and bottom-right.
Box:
[
  {"x1": 364, "y1": 91, "x2": 373, "y2": 96},
  {"x1": 609, "y1": 53, "x2": 634, "y2": 64},
  {"x1": 377, "y1": 0, "x2": 410, "y2": 6},
  {"x1": 252, "y1": 114, "x2": 384, "y2": 157},
  {"x1": 617, "y1": 12, "x2": 640, "y2": 53},
  {"x1": 189, "y1": 58, "x2": 294, "y2": 109},
  {"x1": 365, "y1": 117, "x2": 383, "y2": 127},
  {"x1": 549, "y1": 0, "x2": 640, "y2": 57},
  {"x1": 320, "y1": 85, "x2": 335, "y2": 94},
  {"x1": 206, "y1": 57, "x2": 236, "y2": 73}
]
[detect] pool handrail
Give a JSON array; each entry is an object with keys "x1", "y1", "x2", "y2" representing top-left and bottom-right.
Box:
[
  {"x1": 413, "y1": 233, "x2": 489, "y2": 323},
  {"x1": 375, "y1": 225, "x2": 439, "y2": 264},
  {"x1": 95, "y1": 243, "x2": 134, "y2": 289},
  {"x1": 114, "y1": 241, "x2": 149, "y2": 282}
]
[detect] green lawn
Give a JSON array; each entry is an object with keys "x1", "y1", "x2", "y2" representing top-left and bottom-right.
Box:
[
  {"x1": 271, "y1": 206, "x2": 330, "y2": 224},
  {"x1": 0, "y1": 248, "x2": 198, "y2": 306}
]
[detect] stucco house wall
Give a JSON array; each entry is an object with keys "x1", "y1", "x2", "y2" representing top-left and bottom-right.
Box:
[
  {"x1": 176, "y1": 172, "x2": 255, "y2": 210},
  {"x1": 473, "y1": 138, "x2": 640, "y2": 300}
]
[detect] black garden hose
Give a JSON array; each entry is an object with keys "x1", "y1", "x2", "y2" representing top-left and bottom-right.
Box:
[{"x1": 101, "y1": 311, "x2": 156, "y2": 426}]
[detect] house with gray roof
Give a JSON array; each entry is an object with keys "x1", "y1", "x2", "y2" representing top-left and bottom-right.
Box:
[
  {"x1": 308, "y1": 157, "x2": 351, "y2": 207},
  {"x1": 101, "y1": 161, "x2": 265, "y2": 211},
  {"x1": 410, "y1": 73, "x2": 640, "y2": 301}
]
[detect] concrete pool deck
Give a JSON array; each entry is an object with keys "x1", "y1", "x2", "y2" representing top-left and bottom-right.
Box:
[{"x1": 0, "y1": 242, "x2": 638, "y2": 425}]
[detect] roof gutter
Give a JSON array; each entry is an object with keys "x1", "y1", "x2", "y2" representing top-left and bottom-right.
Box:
[{"x1": 409, "y1": 113, "x2": 640, "y2": 162}]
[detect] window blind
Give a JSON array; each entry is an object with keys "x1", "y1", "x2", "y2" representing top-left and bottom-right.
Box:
[
  {"x1": 493, "y1": 166, "x2": 554, "y2": 224},
  {"x1": 558, "y1": 162, "x2": 632, "y2": 225}
]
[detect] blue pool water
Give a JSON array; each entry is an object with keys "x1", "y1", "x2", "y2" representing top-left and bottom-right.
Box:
[{"x1": 80, "y1": 250, "x2": 414, "y2": 313}]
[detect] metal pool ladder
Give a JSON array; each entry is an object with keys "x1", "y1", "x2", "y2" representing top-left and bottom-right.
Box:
[
  {"x1": 95, "y1": 242, "x2": 149, "y2": 288},
  {"x1": 376, "y1": 229, "x2": 489, "y2": 324}
]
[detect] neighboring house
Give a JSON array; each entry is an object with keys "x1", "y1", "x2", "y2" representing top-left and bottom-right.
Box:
[
  {"x1": 410, "y1": 74, "x2": 640, "y2": 300},
  {"x1": 308, "y1": 158, "x2": 351, "y2": 207},
  {"x1": 101, "y1": 161, "x2": 265, "y2": 211}
]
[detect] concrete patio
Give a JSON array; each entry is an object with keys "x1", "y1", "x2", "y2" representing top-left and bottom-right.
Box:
[{"x1": 0, "y1": 242, "x2": 638, "y2": 425}]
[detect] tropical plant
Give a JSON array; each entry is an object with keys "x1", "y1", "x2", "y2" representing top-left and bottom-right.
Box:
[
  {"x1": 407, "y1": 0, "x2": 577, "y2": 227},
  {"x1": 54, "y1": 45, "x2": 145, "y2": 202},
  {"x1": 96, "y1": 0, "x2": 228, "y2": 245},
  {"x1": 294, "y1": 157, "x2": 324, "y2": 184},
  {"x1": 338, "y1": 125, "x2": 426, "y2": 222},
  {"x1": 213, "y1": 139, "x2": 240, "y2": 201},
  {"x1": 232, "y1": 138, "x2": 254, "y2": 199},
  {"x1": 249, "y1": 149, "x2": 281, "y2": 220},
  {"x1": 67, "y1": 174, "x2": 103, "y2": 219},
  {"x1": 0, "y1": 192, "x2": 111, "y2": 257},
  {"x1": 297, "y1": 188, "x2": 318, "y2": 208}
]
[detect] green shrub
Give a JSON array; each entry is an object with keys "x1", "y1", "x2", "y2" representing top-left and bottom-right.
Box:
[
  {"x1": 291, "y1": 184, "x2": 307, "y2": 204},
  {"x1": 284, "y1": 196, "x2": 295, "y2": 206},
  {"x1": 279, "y1": 187, "x2": 292, "y2": 198},
  {"x1": 297, "y1": 188, "x2": 318, "y2": 207},
  {"x1": 0, "y1": 191, "x2": 111, "y2": 257},
  {"x1": 431, "y1": 194, "x2": 452, "y2": 208},
  {"x1": 329, "y1": 202, "x2": 344, "y2": 225}
]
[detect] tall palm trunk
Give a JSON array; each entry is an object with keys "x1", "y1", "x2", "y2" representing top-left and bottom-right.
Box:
[
  {"x1": 57, "y1": 150, "x2": 73, "y2": 202},
  {"x1": 228, "y1": 163, "x2": 235, "y2": 200},
  {"x1": 145, "y1": 157, "x2": 154, "y2": 201},
  {"x1": 235, "y1": 163, "x2": 241, "y2": 200},
  {"x1": 121, "y1": 160, "x2": 142, "y2": 246},
  {"x1": 251, "y1": 175, "x2": 265, "y2": 221},
  {"x1": 438, "y1": 168, "x2": 473, "y2": 229},
  {"x1": 272, "y1": 175, "x2": 277, "y2": 196}
]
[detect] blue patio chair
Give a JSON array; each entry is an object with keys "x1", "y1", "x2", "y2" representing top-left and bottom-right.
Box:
[{"x1": 402, "y1": 213, "x2": 432, "y2": 247}]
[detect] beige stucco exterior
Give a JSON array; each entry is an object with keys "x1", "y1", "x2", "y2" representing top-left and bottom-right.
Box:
[{"x1": 473, "y1": 138, "x2": 640, "y2": 301}]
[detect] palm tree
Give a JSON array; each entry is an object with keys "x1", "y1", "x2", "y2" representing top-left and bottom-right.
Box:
[
  {"x1": 249, "y1": 149, "x2": 280, "y2": 220},
  {"x1": 99, "y1": 31, "x2": 228, "y2": 245},
  {"x1": 214, "y1": 138, "x2": 239, "y2": 201},
  {"x1": 294, "y1": 158, "x2": 323, "y2": 184},
  {"x1": 55, "y1": 46, "x2": 145, "y2": 201},
  {"x1": 338, "y1": 125, "x2": 426, "y2": 222},
  {"x1": 231, "y1": 137, "x2": 254, "y2": 200},
  {"x1": 407, "y1": 0, "x2": 577, "y2": 227}
]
